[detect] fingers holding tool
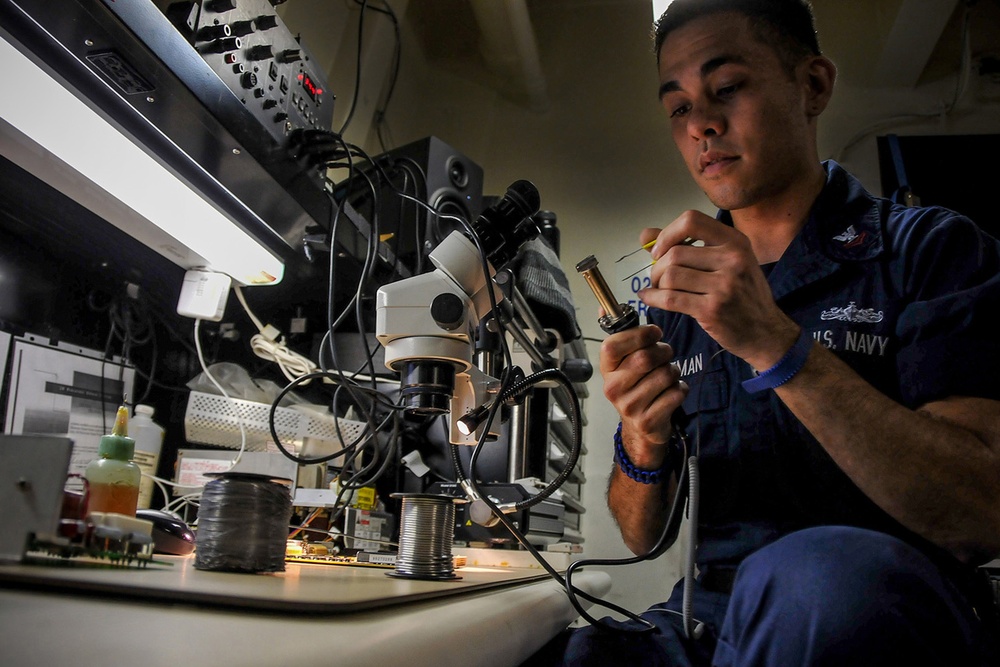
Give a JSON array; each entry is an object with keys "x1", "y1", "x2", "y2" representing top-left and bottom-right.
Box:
[
  {"x1": 615, "y1": 219, "x2": 705, "y2": 282},
  {"x1": 575, "y1": 254, "x2": 688, "y2": 444},
  {"x1": 636, "y1": 212, "x2": 795, "y2": 363},
  {"x1": 600, "y1": 326, "x2": 685, "y2": 440}
]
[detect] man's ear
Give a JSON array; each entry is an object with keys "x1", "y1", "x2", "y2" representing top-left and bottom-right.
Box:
[{"x1": 803, "y1": 55, "x2": 837, "y2": 117}]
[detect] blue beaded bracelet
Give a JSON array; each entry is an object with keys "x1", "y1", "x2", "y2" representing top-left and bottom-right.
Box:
[
  {"x1": 613, "y1": 421, "x2": 665, "y2": 485},
  {"x1": 741, "y1": 327, "x2": 813, "y2": 394}
]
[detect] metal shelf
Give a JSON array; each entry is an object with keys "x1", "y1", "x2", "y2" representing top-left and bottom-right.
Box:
[{"x1": 184, "y1": 391, "x2": 366, "y2": 453}]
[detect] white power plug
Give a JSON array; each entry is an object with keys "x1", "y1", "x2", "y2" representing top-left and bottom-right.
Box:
[{"x1": 177, "y1": 269, "x2": 231, "y2": 321}]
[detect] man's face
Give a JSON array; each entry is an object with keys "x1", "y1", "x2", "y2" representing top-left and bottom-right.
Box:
[{"x1": 657, "y1": 12, "x2": 816, "y2": 212}]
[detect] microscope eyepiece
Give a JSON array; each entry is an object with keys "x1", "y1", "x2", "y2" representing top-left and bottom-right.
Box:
[
  {"x1": 503, "y1": 179, "x2": 541, "y2": 213},
  {"x1": 470, "y1": 180, "x2": 541, "y2": 270}
]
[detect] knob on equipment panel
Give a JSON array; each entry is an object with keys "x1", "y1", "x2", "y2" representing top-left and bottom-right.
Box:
[
  {"x1": 168, "y1": 0, "x2": 334, "y2": 149},
  {"x1": 1, "y1": 0, "x2": 344, "y2": 265}
]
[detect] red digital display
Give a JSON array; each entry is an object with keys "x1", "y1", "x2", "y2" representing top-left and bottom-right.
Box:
[{"x1": 300, "y1": 72, "x2": 323, "y2": 102}]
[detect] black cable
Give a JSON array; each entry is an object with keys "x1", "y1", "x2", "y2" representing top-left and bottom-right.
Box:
[
  {"x1": 319, "y1": 161, "x2": 382, "y2": 389},
  {"x1": 99, "y1": 319, "x2": 115, "y2": 434},
  {"x1": 329, "y1": 377, "x2": 382, "y2": 476},
  {"x1": 348, "y1": 0, "x2": 402, "y2": 153},
  {"x1": 565, "y1": 333, "x2": 717, "y2": 634},
  {"x1": 375, "y1": 5, "x2": 401, "y2": 152},
  {"x1": 465, "y1": 367, "x2": 669, "y2": 632},
  {"x1": 314, "y1": 138, "x2": 594, "y2": 599},
  {"x1": 453, "y1": 304, "x2": 703, "y2": 634},
  {"x1": 330, "y1": 185, "x2": 379, "y2": 430},
  {"x1": 137, "y1": 322, "x2": 158, "y2": 405},
  {"x1": 562, "y1": 429, "x2": 690, "y2": 631},
  {"x1": 267, "y1": 370, "x2": 401, "y2": 466},
  {"x1": 129, "y1": 366, "x2": 191, "y2": 394},
  {"x1": 322, "y1": 411, "x2": 398, "y2": 537},
  {"x1": 92, "y1": 289, "x2": 162, "y2": 425},
  {"x1": 377, "y1": 185, "x2": 517, "y2": 371},
  {"x1": 344, "y1": 411, "x2": 398, "y2": 488},
  {"x1": 448, "y1": 365, "x2": 521, "y2": 482},
  {"x1": 318, "y1": 136, "x2": 699, "y2": 633},
  {"x1": 325, "y1": 411, "x2": 401, "y2": 533},
  {"x1": 393, "y1": 159, "x2": 428, "y2": 274},
  {"x1": 339, "y1": 151, "x2": 429, "y2": 277},
  {"x1": 338, "y1": 0, "x2": 368, "y2": 135},
  {"x1": 316, "y1": 140, "x2": 690, "y2": 632},
  {"x1": 317, "y1": 134, "x2": 385, "y2": 433},
  {"x1": 459, "y1": 367, "x2": 575, "y2": 513},
  {"x1": 473, "y1": 409, "x2": 690, "y2": 632},
  {"x1": 323, "y1": 158, "x2": 350, "y2": 368},
  {"x1": 317, "y1": 137, "x2": 484, "y2": 417},
  {"x1": 110, "y1": 297, "x2": 157, "y2": 406},
  {"x1": 380, "y1": 161, "x2": 413, "y2": 275},
  {"x1": 349, "y1": 168, "x2": 382, "y2": 388}
]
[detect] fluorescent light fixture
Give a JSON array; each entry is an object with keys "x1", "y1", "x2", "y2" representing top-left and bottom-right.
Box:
[
  {"x1": 0, "y1": 34, "x2": 284, "y2": 286},
  {"x1": 652, "y1": 0, "x2": 674, "y2": 21}
]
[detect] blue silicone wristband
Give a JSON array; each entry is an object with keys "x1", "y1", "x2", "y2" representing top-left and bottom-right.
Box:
[
  {"x1": 741, "y1": 328, "x2": 813, "y2": 393},
  {"x1": 613, "y1": 421, "x2": 665, "y2": 485}
]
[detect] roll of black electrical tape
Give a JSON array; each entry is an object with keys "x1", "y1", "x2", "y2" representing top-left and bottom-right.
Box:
[{"x1": 194, "y1": 474, "x2": 292, "y2": 573}]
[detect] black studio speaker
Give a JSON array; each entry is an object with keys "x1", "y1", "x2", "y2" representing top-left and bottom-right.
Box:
[{"x1": 359, "y1": 136, "x2": 484, "y2": 273}]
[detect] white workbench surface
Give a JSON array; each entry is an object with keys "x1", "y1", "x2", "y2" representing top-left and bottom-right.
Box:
[{"x1": 0, "y1": 551, "x2": 611, "y2": 667}]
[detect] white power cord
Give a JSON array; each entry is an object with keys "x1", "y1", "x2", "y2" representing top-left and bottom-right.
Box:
[
  {"x1": 138, "y1": 318, "x2": 249, "y2": 512},
  {"x1": 233, "y1": 285, "x2": 318, "y2": 383}
]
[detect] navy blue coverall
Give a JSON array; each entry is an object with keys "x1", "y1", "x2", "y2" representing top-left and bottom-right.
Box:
[{"x1": 527, "y1": 161, "x2": 1000, "y2": 666}]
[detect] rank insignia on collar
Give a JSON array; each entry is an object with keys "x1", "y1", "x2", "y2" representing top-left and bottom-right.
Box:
[{"x1": 832, "y1": 225, "x2": 868, "y2": 248}]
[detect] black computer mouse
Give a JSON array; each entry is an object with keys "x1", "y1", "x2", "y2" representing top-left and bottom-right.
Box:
[{"x1": 136, "y1": 509, "x2": 196, "y2": 555}]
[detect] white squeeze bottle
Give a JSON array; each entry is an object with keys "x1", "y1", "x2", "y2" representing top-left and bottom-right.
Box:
[{"x1": 131, "y1": 404, "x2": 165, "y2": 509}]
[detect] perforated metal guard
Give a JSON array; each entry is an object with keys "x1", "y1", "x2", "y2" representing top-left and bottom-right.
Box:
[{"x1": 184, "y1": 392, "x2": 367, "y2": 452}]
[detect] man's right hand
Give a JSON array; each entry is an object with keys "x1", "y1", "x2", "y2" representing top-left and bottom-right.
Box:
[{"x1": 600, "y1": 323, "x2": 687, "y2": 470}]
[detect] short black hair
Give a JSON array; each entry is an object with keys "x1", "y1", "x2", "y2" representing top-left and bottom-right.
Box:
[{"x1": 653, "y1": 0, "x2": 821, "y2": 74}]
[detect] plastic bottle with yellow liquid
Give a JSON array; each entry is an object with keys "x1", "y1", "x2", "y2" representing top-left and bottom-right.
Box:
[{"x1": 85, "y1": 404, "x2": 141, "y2": 516}]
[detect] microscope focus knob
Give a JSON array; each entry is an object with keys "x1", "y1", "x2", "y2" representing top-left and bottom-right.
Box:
[{"x1": 430, "y1": 293, "x2": 466, "y2": 331}]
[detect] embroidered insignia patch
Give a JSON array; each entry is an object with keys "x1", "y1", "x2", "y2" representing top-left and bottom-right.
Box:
[
  {"x1": 832, "y1": 225, "x2": 867, "y2": 248},
  {"x1": 821, "y1": 302, "x2": 884, "y2": 323},
  {"x1": 832, "y1": 226, "x2": 858, "y2": 243}
]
